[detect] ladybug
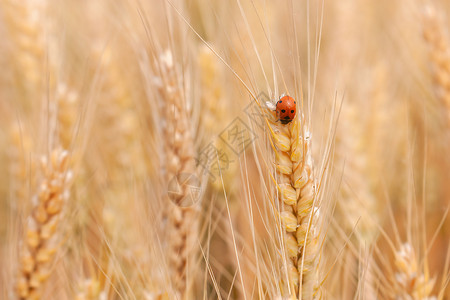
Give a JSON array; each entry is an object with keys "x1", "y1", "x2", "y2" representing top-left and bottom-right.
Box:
[{"x1": 276, "y1": 95, "x2": 296, "y2": 124}]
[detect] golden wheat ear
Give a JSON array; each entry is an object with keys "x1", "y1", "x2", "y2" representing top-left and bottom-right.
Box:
[
  {"x1": 265, "y1": 101, "x2": 321, "y2": 299},
  {"x1": 394, "y1": 243, "x2": 436, "y2": 299},
  {"x1": 149, "y1": 49, "x2": 203, "y2": 299},
  {"x1": 16, "y1": 149, "x2": 72, "y2": 299},
  {"x1": 422, "y1": 5, "x2": 450, "y2": 126}
]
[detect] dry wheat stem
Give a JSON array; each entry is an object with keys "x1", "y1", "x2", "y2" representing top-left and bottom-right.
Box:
[
  {"x1": 15, "y1": 149, "x2": 72, "y2": 300},
  {"x1": 266, "y1": 106, "x2": 320, "y2": 299}
]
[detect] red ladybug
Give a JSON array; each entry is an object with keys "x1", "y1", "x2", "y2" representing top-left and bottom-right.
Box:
[{"x1": 276, "y1": 95, "x2": 296, "y2": 124}]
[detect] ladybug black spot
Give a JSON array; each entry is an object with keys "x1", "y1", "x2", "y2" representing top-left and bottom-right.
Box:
[
  {"x1": 281, "y1": 109, "x2": 286, "y2": 113},
  {"x1": 294, "y1": 101, "x2": 296, "y2": 104},
  {"x1": 284, "y1": 116, "x2": 290, "y2": 119},
  {"x1": 279, "y1": 100, "x2": 282, "y2": 103},
  {"x1": 291, "y1": 110, "x2": 294, "y2": 113}
]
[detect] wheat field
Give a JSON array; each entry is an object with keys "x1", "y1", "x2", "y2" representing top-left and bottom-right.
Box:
[{"x1": 0, "y1": 0, "x2": 449, "y2": 299}]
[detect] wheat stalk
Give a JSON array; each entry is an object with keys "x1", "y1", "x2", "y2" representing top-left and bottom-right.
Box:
[
  {"x1": 266, "y1": 102, "x2": 320, "y2": 299},
  {"x1": 15, "y1": 149, "x2": 72, "y2": 299}
]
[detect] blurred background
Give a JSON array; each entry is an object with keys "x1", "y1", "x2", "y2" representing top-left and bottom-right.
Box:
[{"x1": 0, "y1": 0, "x2": 449, "y2": 299}]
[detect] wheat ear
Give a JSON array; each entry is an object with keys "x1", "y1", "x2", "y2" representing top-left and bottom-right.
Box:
[
  {"x1": 156, "y1": 50, "x2": 200, "y2": 299},
  {"x1": 16, "y1": 149, "x2": 72, "y2": 299},
  {"x1": 74, "y1": 278, "x2": 101, "y2": 300},
  {"x1": 394, "y1": 243, "x2": 436, "y2": 300},
  {"x1": 336, "y1": 103, "x2": 379, "y2": 298},
  {"x1": 56, "y1": 83, "x2": 78, "y2": 150},
  {"x1": 266, "y1": 105, "x2": 320, "y2": 299},
  {"x1": 422, "y1": 5, "x2": 450, "y2": 124},
  {"x1": 9, "y1": 125, "x2": 34, "y2": 210},
  {"x1": 2, "y1": 0, "x2": 46, "y2": 97}
]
